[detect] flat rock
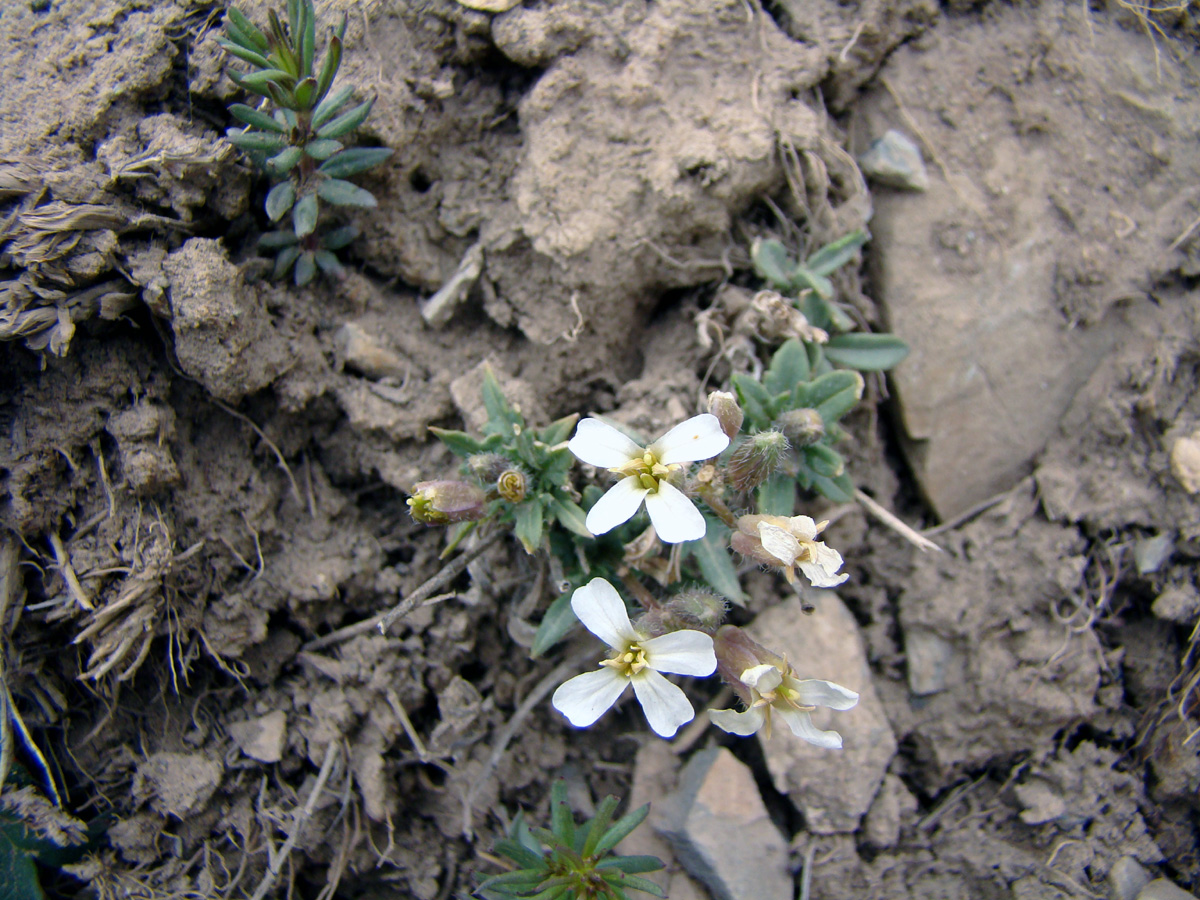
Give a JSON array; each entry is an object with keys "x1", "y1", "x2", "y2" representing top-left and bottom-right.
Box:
[
  {"x1": 1139, "y1": 880, "x2": 1199, "y2": 900},
  {"x1": 1109, "y1": 857, "x2": 1151, "y2": 900},
  {"x1": 1152, "y1": 585, "x2": 1200, "y2": 625},
  {"x1": 657, "y1": 747, "x2": 790, "y2": 900},
  {"x1": 133, "y1": 752, "x2": 223, "y2": 819},
  {"x1": 747, "y1": 594, "x2": 897, "y2": 834},
  {"x1": 228, "y1": 710, "x2": 287, "y2": 764},
  {"x1": 858, "y1": 130, "x2": 929, "y2": 191}
]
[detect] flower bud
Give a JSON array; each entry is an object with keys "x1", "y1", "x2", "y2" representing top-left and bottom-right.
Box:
[
  {"x1": 713, "y1": 625, "x2": 786, "y2": 703},
  {"x1": 725, "y1": 430, "x2": 790, "y2": 492},
  {"x1": 467, "y1": 453, "x2": 511, "y2": 484},
  {"x1": 662, "y1": 588, "x2": 728, "y2": 634},
  {"x1": 496, "y1": 467, "x2": 529, "y2": 503},
  {"x1": 407, "y1": 480, "x2": 487, "y2": 525},
  {"x1": 775, "y1": 408, "x2": 825, "y2": 447},
  {"x1": 707, "y1": 390, "x2": 744, "y2": 440}
]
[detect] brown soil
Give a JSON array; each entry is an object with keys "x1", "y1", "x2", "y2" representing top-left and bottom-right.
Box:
[{"x1": 2, "y1": 1, "x2": 1199, "y2": 898}]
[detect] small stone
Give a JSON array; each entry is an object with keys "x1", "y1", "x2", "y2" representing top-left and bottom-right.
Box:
[
  {"x1": 335, "y1": 323, "x2": 409, "y2": 381},
  {"x1": 228, "y1": 711, "x2": 287, "y2": 763},
  {"x1": 1015, "y1": 779, "x2": 1067, "y2": 825},
  {"x1": 1134, "y1": 533, "x2": 1174, "y2": 575},
  {"x1": 1153, "y1": 585, "x2": 1200, "y2": 624},
  {"x1": 748, "y1": 594, "x2": 897, "y2": 834},
  {"x1": 657, "y1": 747, "x2": 790, "y2": 900},
  {"x1": 1109, "y1": 856, "x2": 1151, "y2": 900},
  {"x1": 862, "y1": 774, "x2": 917, "y2": 849},
  {"x1": 904, "y1": 626, "x2": 955, "y2": 695},
  {"x1": 134, "y1": 752, "x2": 223, "y2": 819},
  {"x1": 1138, "y1": 879, "x2": 1199, "y2": 900},
  {"x1": 858, "y1": 130, "x2": 929, "y2": 191},
  {"x1": 449, "y1": 360, "x2": 546, "y2": 434},
  {"x1": 1170, "y1": 431, "x2": 1200, "y2": 494}
]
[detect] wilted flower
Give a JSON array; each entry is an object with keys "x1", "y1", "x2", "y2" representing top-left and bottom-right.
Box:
[
  {"x1": 775, "y1": 408, "x2": 825, "y2": 447},
  {"x1": 731, "y1": 514, "x2": 847, "y2": 587},
  {"x1": 495, "y1": 467, "x2": 528, "y2": 503},
  {"x1": 552, "y1": 578, "x2": 717, "y2": 738},
  {"x1": 709, "y1": 625, "x2": 858, "y2": 746},
  {"x1": 407, "y1": 480, "x2": 487, "y2": 525},
  {"x1": 706, "y1": 390, "x2": 744, "y2": 441},
  {"x1": 568, "y1": 415, "x2": 729, "y2": 543}
]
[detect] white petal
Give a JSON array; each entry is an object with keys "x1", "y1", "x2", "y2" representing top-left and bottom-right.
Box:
[
  {"x1": 585, "y1": 477, "x2": 648, "y2": 536},
  {"x1": 786, "y1": 515, "x2": 821, "y2": 541},
  {"x1": 788, "y1": 677, "x2": 859, "y2": 711},
  {"x1": 568, "y1": 418, "x2": 643, "y2": 468},
  {"x1": 552, "y1": 668, "x2": 629, "y2": 728},
  {"x1": 797, "y1": 543, "x2": 848, "y2": 587},
  {"x1": 630, "y1": 669, "x2": 695, "y2": 738},
  {"x1": 758, "y1": 522, "x2": 801, "y2": 565},
  {"x1": 644, "y1": 482, "x2": 705, "y2": 543},
  {"x1": 775, "y1": 707, "x2": 844, "y2": 748},
  {"x1": 641, "y1": 630, "x2": 716, "y2": 676},
  {"x1": 650, "y1": 414, "x2": 730, "y2": 465},
  {"x1": 570, "y1": 578, "x2": 640, "y2": 648},
  {"x1": 709, "y1": 705, "x2": 766, "y2": 736},
  {"x1": 740, "y1": 664, "x2": 783, "y2": 693}
]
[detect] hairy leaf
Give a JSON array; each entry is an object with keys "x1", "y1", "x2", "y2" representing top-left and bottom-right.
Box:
[
  {"x1": 316, "y1": 178, "x2": 377, "y2": 207},
  {"x1": 318, "y1": 146, "x2": 394, "y2": 178}
]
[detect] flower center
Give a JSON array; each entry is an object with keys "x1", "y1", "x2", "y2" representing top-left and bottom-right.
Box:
[
  {"x1": 600, "y1": 642, "x2": 649, "y2": 677},
  {"x1": 611, "y1": 450, "x2": 677, "y2": 493}
]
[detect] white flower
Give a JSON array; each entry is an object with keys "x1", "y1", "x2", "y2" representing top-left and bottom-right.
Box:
[
  {"x1": 568, "y1": 415, "x2": 729, "y2": 543},
  {"x1": 709, "y1": 664, "x2": 858, "y2": 747},
  {"x1": 551, "y1": 578, "x2": 717, "y2": 738},
  {"x1": 733, "y1": 514, "x2": 848, "y2": 587}
]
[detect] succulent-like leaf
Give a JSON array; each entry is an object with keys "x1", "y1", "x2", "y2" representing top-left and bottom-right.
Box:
[
  {"x1": 226, "y1": 129, "x2": 287, "y2": 152},
  {"x1": 751, "y1": 238, "x2": 797, "y2": 291},
  {"x1": 259, "y1": 230, "x2": 299, "y2": 249},
  {"x1": 604, "y1": 873, "x2": 666, "y2": 898},
  {"x1": 293, "y1": 76, "x2": 318, "y2": 109},
  {"x1": 595, "y1": 856, "x2": 665, "y2": 875},
  {"x1": 730, "y1": 372, "x2": 773, "y2": 428},
  {"x1": 811, "y1": 470, "x2": 855, "y2": 503},
  {"x1": 822, "y1": 332, "x2": 909, "y2": 371},
  {"x1": 804, "y1": 444, "x2": 844, "y2": 478},
  {"x1": 514, "y1": 501, "x2": 544, "y2": 554},
  {"x1": 313, "y1": 249, "x2": 343, "y2": 277},
  {"x1": 304, "y1": 138, "x2": 343, "y2": 160},
  {"x1": 763, "y1": 339, "x2": 810, "y2": 395},
  {"x1": 494, "y1": 838, "x2": 546, "y2": 870},
  {"x1": 790, "y1": 266, "x2": 834, "y2": 300},
  {"x1": 299, "y1": 0, "x2": 315, "y2": 77},
  {"x1": 317, "y1": 178, "x2": 377, "y2": 207},
  {"x1": 264, "y1": 180, "x2": 296, "y2": 221},
  {"x1": 548, "y1": 496, "x2": 590, "y2": 539},
  {"x1": 273, "y1": 244, "x2": 301, "y2": 279},
  {"x1": 230, "y1": 103, "x2": 287, "y2": 133},
  {"x1": 237, "y1": 68, "x2": 296, "y2": 92},
  {"x1": 805, "y1": 229, "x2": 869, "y2": 276},
  {"x1": 321, "y1": 224, "x2": 359, "y2": 250},
  {"x1": 757, "y1": 472, "x2": 795, "y2": 517},
  {"x1": 292, "y1": 191, "x2": 319, "y2": 237},
  {"x1": 688, "y1": 518, "x2": 746, "y2": 604},
  {"x1": 312, "y1": 84, "x2": 354, "y2": 128},
  {"x1": 594, "y1": 804, "x2": 650, "y2": 856},
  {"x1": 550, "y1": 782, "x2": 575, "y2": 848},
  {"x1": 427, "y1": 427, "x2": 485, "y2": 456},
  {"x1": 313, "y1": 32, "x2": 342, "y2": 107},
  {"x1": 294, "y1": 251, "x2": 317, "y2": 286},
  {"x1": 265, "y1": 80, "x2": 298, "y2": 111},
  {"x1": 318, "y1": 146, "x2": 394, "y2": 178},
  {"x1": 315, "y1": 98, "x2": 374, "y2": 139},
  {"x1": 219, "y1": 39, "x2": 272, "y2": 70},
  {"x1": 267, "y1": 145, "x2": 303, "y2": 175},
  {"x1": 227, "y1": 7, "x2": 270, "y2": 51}
]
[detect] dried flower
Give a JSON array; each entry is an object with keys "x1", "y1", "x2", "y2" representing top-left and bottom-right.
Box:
[
  {"x1": 568, "y1": 415, "x2": 729, "y2": 543},
  {"x1": 706, "y1": 390, "x2": 744, "y2": 440},
  {"x1": 775, "y1": 408, "x2": 826, "y2": 447},
  {"x1": 407, "y1": 480, "x2": 487, "y2": 525},
  {"x1": 731, "y1": 514, "x2": 847, "y2": 587},
  {"x1": 552, "y1": 578, "x2": 717, "y2": 738}
]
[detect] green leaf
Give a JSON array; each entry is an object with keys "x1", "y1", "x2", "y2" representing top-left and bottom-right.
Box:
[
  {"x1": 292, "y1": 191, "x2": 319, "y2": 237},
  {"x1": 811, "y1": 470, "x2": 855, "y2": 503},
  {"x1": 805, "y1": 370, "x2": 862, "y2": 409},
  {"x1": 264, "y1": 181, "x2": 296, "y2": 221},
  {"x1": 816, "y1": 295, "x2": 857, "y2": 332},
  {"x1": 751, "y1": 238, "x2": 797, "y2": 290},
  {"x1": 548, "y1": 496, "x2": 590, "y2": 539},
  {"x1": 762, "y1": 339, "x2": 810, "y2": 395},
  {"x1": 227, "y1": 7, "x2": 269, "y2": 48},
  {"x1": 477, "y1": 870, "x2": 546, "y2": 890},
  {"x1": 313, "y1": 249, "x2": 343, "y2": 277},
  {"x1": 494, "y1": 838, "x2": 546, "y2": 869},
  {"x1": 823, "y1": 332, "x2": 910, "y2": 371},
  {"x1": 294, "y1": 251, "x2": 317, "y2": 286},
  {"x1": 299, "y1": 0, "x2": 315, "y2": 77},
  {"x1": 0, "y1": 825, "x2": 44, "y2": 900},
  {"x1": 273, "y1": 245, "x2": 301, "y2": 279},
  {"x1": 267, "y1": 145, "x2": 303, "y2": 175},
  {"x1": 317, "y1": 178, "x2": 377, "y2": 207},
  {"x1": 235, "y1": 68, "x2": 296, "y2": 93},
  {"x1": 606, "y1": 873, "x2": 667, "y2": 898},
  {"x1": 293, "y1": 76, "x2": 318, "y2": 110},
  {"x1": 596, "y1": 856, "x2": 665, "y2": 875},
  {"x1": 304, "y1": 138, "x2": 343, "y2": 160},
  {"x1": 230, "y1": 103, "x2": 287, "y2": 133},
  {"x1": 537, "y1": 413, "x2": 579, "y2": 447},
  {"x1": 790, "y1": 265, "x2": 834, "y2": 300},
  {"x1": 321, "y1": 224, "x2": 358, "y2": 250},
  {"x1": 804, "y1": 444, "x2": 844, "y2": 478},
  {"x1": 265, "y1": 80, "x2": 299, "y2": 111},
  {"x1": 581, "y1": 796, "x2": 620, "y2": 858},
  {"x1": 799, "y1": 292, "x2": 830, "y2": 331},
  {"x1": 689, "y1": 518, "x2": 746, "y2": 604},
  {"x1": 312, "y1": 84, "x2": 354, "y2": 128},
  {"x1": 427, "y1": 427, "x2": 484, "y2": 456},
  {"x1": 481, "y1": 366, "x2": 523, "y2": 433},
  {"x1": 313, "y1": 33, "x2": 342, "y2": 108},
  {"x1": 810, "y1": 370, "x2": 864, "y2": 425},
  {"x1": 319, "y1": 146, "x2": 394, "y2": 178},
  {"x1": 258, "y1": 230, "x2": 298, "y2": 250},
  {"x1": 315, "y1": 98, "x2": 374, "y2": 139},
  {"x1": 757, "y1": 473, "x2": 795, "y2": 517},
  {"x1": 730, "y1": 372, "x2": 772, "y2": 428},
  {"x1": 804, "y1": 229, "x2": 869, "y2": 276},
  {"x1": 218, "y1": 39, "x2": 272, "y2": 70},
  {"x1": 514, "y1": 501, "x2": 544, "y2": 554},
  {"x1": 531, "y1": 591, "x2": 578, "y2": 658},
  {"x1": 226, "y1": 129, "x2": 286, "y2": 152},
  {"x1": 549, "y1": 781, "x2": 575, "y2": 848},
  {"x1": 594, "y1": 804, "x2": 650, "y2": 856}
]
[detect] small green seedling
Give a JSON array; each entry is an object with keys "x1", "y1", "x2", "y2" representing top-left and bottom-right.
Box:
[
  {"x1": 476, "y1": 781, "x2": 665, "y2": 900},
  {"x1": 221, "y1": 0, "x2": 393, "y2": 285}
]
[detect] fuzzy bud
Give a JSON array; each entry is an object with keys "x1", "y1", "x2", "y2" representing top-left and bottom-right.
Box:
[
  {"x1": 496, "y1": 468, "x2": 529, "y2": 503},
  {"x1": 707, "y1": 390, "x2": 744, "y2": 440},
  {"x1": 662, "y1": 588, "x2": 729, "y2": 634},
  {"x1": 775, "y1": 408, "x2": 825, "y2": 447},
  {"x1": 467, "y1": 453, "x2": 512, "y2": 484},
  {"x1": 725, "y1": 430, "x2": 790, "y2": 492},
  {"x1": 713, "y1": 625, "x2": 787, "y2": 704},
  {"x1": 407, "y1": 480, "x2": 487, "y2": 525}
]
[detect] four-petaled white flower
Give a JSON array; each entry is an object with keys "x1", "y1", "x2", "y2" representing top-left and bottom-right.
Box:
[
  {"x1": 709, "y1": 663, "x2": 858, "y2": 747},
  {"x1": 733, "y1": 514, "x2": 848, "y2": 587},
  {"x1": 568, "y1": 415, "x2": 729, "y2": 543},
  {"x1": 552, "y1": 578, "x2": 717, "y2": 738}
]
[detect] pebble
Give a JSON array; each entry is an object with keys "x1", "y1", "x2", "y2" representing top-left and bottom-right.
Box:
[
  {"x1": 858, "y1": 130, "x2": 930, "y2": 191},
  {"x1": 1138, "y1": 879, "x2": 1199, "y2": 900},
  {"x1": 1109, "y1": 856, "x2": 1150, "y2": 900},
  {"x1": 1170, "y1": 431, "x2": 1200, "y2": 494},
  {"x1": 1152, "y1": 585, "x2": 1200, "y2": 625},
  {"x1": 334, "y1": 322, "x2": 409, "y2": 381},
  {"x1": 228, "y1": 710, "x2": 287, "y2": 763}
]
